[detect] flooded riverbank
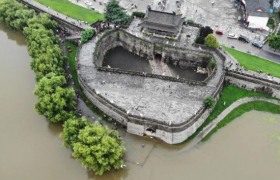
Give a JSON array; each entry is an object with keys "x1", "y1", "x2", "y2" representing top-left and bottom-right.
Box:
[{"x1": 1, "y1": 22, "x2": 279, "y2": 180}]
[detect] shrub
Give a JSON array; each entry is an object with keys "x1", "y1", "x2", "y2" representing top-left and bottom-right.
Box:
[
  {"x1": 267, "y1": 17, "x2": 275, "y2": 29},
  {"x1": 195, "y1": 36, "x2": 205, "y2": 44},
  {"x1": 132, "y1": 11, "x2": 145, "y2": 18},
  {"x1": 204, "y1": 34, "x2": 219, "y2": 48},
  {"x1": 210, "y1": 60, "x2": 216, "y2": 69},
  {"x1": 204, "y1": 97, "x2": 216, "y2": 109},
  {"x1": 186, "y1": 19, "x2": 194, "y2": 24},
  {"x1": 81, "y1": 29, "x2": 95, "y2": 43}
]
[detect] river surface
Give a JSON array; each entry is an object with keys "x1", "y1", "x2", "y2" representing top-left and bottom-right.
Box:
[{"x1": 1, "y1": 22, "x2": 280, "y2": 180}]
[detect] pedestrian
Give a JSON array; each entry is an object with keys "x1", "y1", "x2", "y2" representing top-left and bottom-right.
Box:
[{"x1": 195, "y1": 9, "x2": 197, "y2": 13}]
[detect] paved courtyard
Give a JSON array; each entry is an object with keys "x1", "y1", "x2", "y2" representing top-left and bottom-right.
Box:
[{"x1": 77, "y1": 33, "x2": 224, "y2": 125}]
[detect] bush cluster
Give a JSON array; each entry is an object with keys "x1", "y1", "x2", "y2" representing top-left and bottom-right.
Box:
[
  {"x1": 0, "y1": 0, "x2": 76, "y2": 123},
  {"x1": 60, "y1": 117, "x2": 125, "y2": 175},
  {"x1": 195, "y1": 36, "x2": 205, "y2": 44},
  {"x1": 132, "y1": 11, "x2": 146, "y2": 18},
  {"x1": 81, "y1": 29, "x2": 95, "y2": 43}
]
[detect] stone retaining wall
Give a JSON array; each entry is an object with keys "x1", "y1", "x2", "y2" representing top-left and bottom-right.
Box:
[
  {"x1": 77, "y1": 31, "x2": 226, "y2": 144},
  {"x1": 94, "y1": 29, "x2": 217, "y2": 84},
  {"x1": 226, "y1": 71, "x2": 280, "y2": 98}
]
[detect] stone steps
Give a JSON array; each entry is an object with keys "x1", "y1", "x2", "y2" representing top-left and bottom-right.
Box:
[{"x1": 149, "y1": 59, "x2": 173, "y2": 77}]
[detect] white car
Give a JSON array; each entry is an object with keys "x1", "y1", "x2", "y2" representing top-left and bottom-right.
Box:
[
  {"x1": 227, "y1": 33, "x2": 238, "y2": 39},
  {"x1": 85, "y1": 1, "x2": 92, "y2": 6}
]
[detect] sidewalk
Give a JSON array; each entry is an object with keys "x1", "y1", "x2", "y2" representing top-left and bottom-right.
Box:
[
  {"x1": 21, "y1": 0, "x2": 93, "y2": 30},
  {"x1": 262, "y1": 45, "x2": 280, "y2": 55}
]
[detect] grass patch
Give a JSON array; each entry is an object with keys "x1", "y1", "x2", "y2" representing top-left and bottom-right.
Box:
[
  {"x1": 223, "y1": 46, "x2": 280, "y2": 78},
  {"x1": 176, "y1": 85, "x2": 275, "y2": 145},
  {"x1": 203, "y1": 101, "x2": 280, "y2": 141},
  {"x1": 34, "y1": 0, "x2": 104, "y2": 23},
  {"x1": 65, "y1": 41, "x2": 110, "y2": 123}
]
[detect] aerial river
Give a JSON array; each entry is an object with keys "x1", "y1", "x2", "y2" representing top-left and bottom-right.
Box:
[{"x1": 0, "y1": 22, "x2": 280, "y2": 180}]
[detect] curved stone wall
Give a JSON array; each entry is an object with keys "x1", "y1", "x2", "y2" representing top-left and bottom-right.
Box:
[
  {"x1": 94, "y1": 30, "x2": 217, "y2": 84},
  {"x1": 77, "y1": 30, "x2": 225, "y2": 144}
]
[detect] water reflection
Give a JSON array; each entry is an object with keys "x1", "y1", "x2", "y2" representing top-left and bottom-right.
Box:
[
  {"x1": 0, "y1": 22, "x2": 26, "y2": 46},
  {"x1": 48, "y1": 122, "x2": 63, "y2": 136}
]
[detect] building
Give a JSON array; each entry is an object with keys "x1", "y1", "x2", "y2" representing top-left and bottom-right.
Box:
[
  {"x1": 240, "y1": 0, "x2": 270, "y2": 30},
  {"x1": 140, "y1": 10, "x2": 185, "y2": 36}
]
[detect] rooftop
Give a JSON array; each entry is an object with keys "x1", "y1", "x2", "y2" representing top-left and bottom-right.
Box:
[
  {"x1": 245, "y1": 0, "x2": 270, "y2": 17},
  {"x1": 140, "y1": 10, "x2": 185, "y2": 34}
]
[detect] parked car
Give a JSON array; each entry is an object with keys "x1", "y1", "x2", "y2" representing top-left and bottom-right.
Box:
[
  {"x1": 215, "y1": 30, "x2": 223, "y2": 35},
  {"x1": 85, "y1": 1, "x2": 92, "y2": 6},
  {"x1": 238, "y1": 35, "x2": 250, "y2": 43},
  {"x1": 227, "y1": 33, "x2": 238, "y2": 39},
  {"x1": 252, "y1": 41, "x2": 263, "y2": 48}
]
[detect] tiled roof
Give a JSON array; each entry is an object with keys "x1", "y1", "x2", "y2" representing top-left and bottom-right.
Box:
[
  {"x1": 140, "y1": 10, "x2": 185, "y2": 33},
  {"x1": 245, "y1": 0, "x2": 270, "y2": 17}
]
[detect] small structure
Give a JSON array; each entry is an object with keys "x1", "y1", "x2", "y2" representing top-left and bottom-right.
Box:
[
  {"x1": 240, "y1": 0, "x2": 270, "y2": 30},
  {"x1": 140, "y1": 10, "x2": 185, "y2": 37}
]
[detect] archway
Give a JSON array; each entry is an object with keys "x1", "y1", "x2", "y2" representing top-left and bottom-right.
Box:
[
  {"x1": 145, "y1": 127, "x2": 156, "y2": 136},
  {"x1": 154, "y1": 53, "x2": 162, "y2": 61}
]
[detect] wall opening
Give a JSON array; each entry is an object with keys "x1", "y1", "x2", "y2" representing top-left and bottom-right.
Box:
[{"x1": 154, "y1": 53, "x2": 162, "y2": 61}]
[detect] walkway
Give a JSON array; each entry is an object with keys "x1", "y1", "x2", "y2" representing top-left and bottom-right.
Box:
[
  {"x1": 149, "y1": 59, "x2": 173, "y2": 77},
  {"x1": 188, "y1": 97, "x2": 280, "y2": 149},
  {"x1": 20, "y1": 0, "x2": 92, "y2": 30}
]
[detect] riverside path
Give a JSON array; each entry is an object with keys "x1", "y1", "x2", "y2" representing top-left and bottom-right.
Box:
[{"x1": 19, "y1": 0, "x2": 93, "y2": 30}]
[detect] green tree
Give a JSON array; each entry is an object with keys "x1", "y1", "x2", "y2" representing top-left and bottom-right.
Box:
[
  {"x1": 104, "y1": 0, "x2": 130, "y2": 25},
  {"x1": 210, "y1": 60, "x2": 216, "y2": 69},
  {"x1": 204, "y1": 34, "x2": 219, "y2": 48},
  {"x1": 0, "y1": 0, "x2": 32, "y2": 30},
  {"x1": 204, "y1": 97, "x2": 215, "y2": 109},
  {"x1": 72, "y1": 122, "x2": 126, "y2": 175},
  {"x1": 34, "y1": 73, "x2": 76, "y2": 123},
  {"x1": 60, "y1": 117, "x2": 91, "y2": 148},
  {"x1": 268, "y1": 35, "x2": 280, "y2": 52},
  {"x1": 195, "y1": 36, "x2": 205, "y2": 44},
  {"x1": 81, "y1": 29, "x2": 95, "y2": 43}
]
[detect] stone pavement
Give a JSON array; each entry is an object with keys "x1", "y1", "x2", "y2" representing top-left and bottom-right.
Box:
[
  {"x1": 149, "y1": 59, "x2": 172, "y2": 76},
  {"x1": 77, "y1": 34, "x2": 225, "y2": 125}
]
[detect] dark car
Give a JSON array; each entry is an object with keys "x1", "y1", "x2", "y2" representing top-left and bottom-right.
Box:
[
  {"x1": 252, "y1": 41, "x2": 263, "y2": 48},
  {"x1": 215, "y1": 30, "x2": 223, "y2": 35},
  {"x1": 238, "y1": 35, "x2": 250, "y2": 43}
]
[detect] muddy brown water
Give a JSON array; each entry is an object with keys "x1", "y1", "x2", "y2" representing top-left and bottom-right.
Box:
[{"x1": 1, "y1": 22, "x2": 280, "y2": 180}]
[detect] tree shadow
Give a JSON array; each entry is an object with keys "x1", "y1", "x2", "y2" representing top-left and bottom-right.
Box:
[
  {"x1": 0, "y1": 22, "x2": 27, "y2": 46},
  {"x1": 87, "y1": 166, "x2": 129, "y2": 180}
]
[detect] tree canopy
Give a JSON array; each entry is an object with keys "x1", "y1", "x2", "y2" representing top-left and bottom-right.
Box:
[
  {"x1": 268, "y1": 35, "x2": 280, "y2": 52},
  {"x1": 72, "y1": 121, "x2": 126, "y2": 175},
  {"x1": 34, "y1": 73, "x2": 76, "y2": 123},
  {"x1": 0, "y1": 0, "x2": 35, "y2": 30},
  {"x1": 60, "y1": 117, "x2": 91, "y2": 148},
  {"x1": 81, "y1": 29, "x2": 95, "y2": 43},
  {"x1": 204, "y1": 97, "x2": 215, "y2": 109},
  {"x1": 104, "y1": 0, "x2": 130, "y2": 25},
  {"x1": 1, "y1": 0, "x2": 126, "y2": 175},
  {"x1": 204, "y1": 34, "x2": 219, "y2": 48}
]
